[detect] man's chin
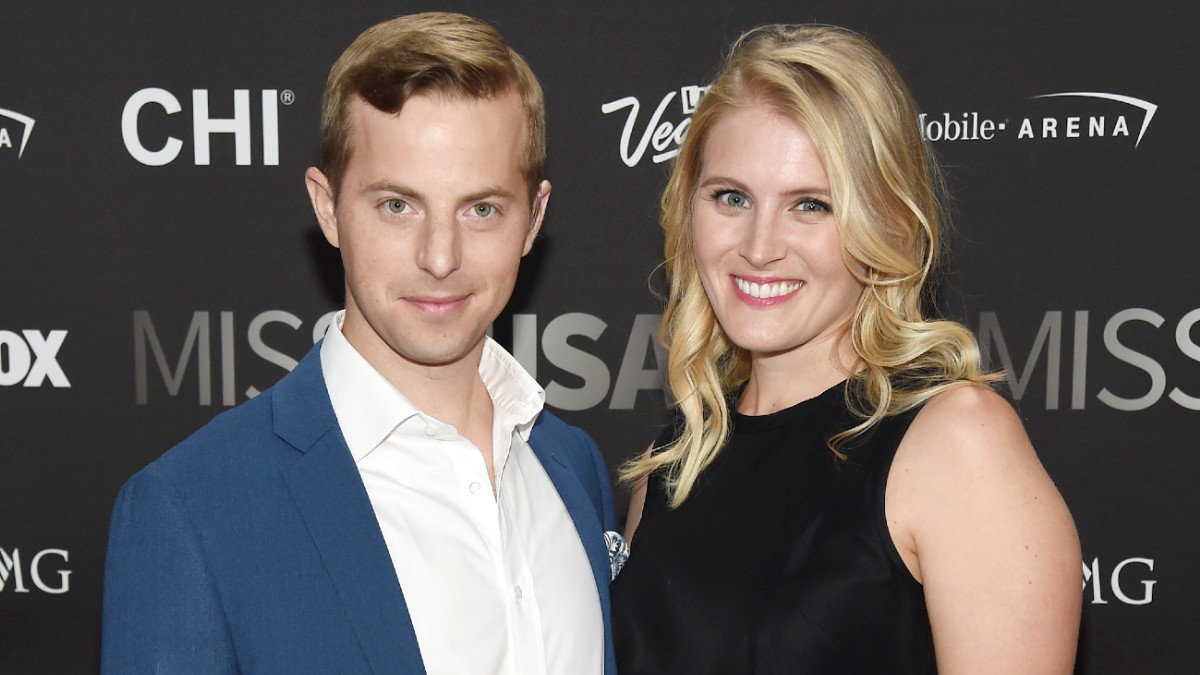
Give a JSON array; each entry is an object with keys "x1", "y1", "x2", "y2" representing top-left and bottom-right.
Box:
[{"x1": 389, "y1": 334, "x2": 488, "y2": 369}]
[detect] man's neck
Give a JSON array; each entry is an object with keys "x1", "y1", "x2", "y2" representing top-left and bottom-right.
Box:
[
  {"x1": 352, "y1": 334, "x2": 498, "y2": 484},
  {"x1": 371, "y1": 343, "x2": 488, "y2": 427}
]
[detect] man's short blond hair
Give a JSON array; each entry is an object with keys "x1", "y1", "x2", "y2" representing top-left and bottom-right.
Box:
[{"x1": 319, "y1": 12, "x2": 546, "y2": 200}]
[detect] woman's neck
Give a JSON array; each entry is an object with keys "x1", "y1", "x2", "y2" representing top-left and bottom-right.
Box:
[{"x1": 738, "y1": 334, "x2": 861, "y2": 415}]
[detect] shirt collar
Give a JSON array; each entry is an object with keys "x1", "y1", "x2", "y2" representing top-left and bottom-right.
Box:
[
  {"x1": 320, "y1": 311, "x2": 545, "y2": 462},
  {"x1": 479, "y1": 336, "x2": 545, "y2": 442}
]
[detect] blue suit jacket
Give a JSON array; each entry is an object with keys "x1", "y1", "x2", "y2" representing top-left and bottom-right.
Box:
[{"x1": 102, "y1": 344, "x2": 619, "y2": 674}]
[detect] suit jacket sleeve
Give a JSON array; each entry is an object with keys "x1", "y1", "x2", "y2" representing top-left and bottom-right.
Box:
[{"x1": 101, "y1": 468, "x2": 238, "y2": 674}]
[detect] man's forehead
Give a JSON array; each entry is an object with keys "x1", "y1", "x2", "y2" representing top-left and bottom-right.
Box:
[
  {"x1": 340, "y1": 91, "x2": 529, "y2": 199},
  {"x1": 344, "y1": 92, "x2": 525, "y2": 155}
]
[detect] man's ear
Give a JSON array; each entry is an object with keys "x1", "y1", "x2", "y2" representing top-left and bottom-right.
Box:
[
  {"x1": 523, "y1": 179, "x2": 551, "y2": 255},
  {"x1": 305, "y1": 167, "x2": 340, "y2": 248}
]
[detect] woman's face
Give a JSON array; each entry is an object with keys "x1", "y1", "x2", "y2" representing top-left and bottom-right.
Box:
[{"x1": 691, "y1": 102, "x2": 864, "y2": 362}]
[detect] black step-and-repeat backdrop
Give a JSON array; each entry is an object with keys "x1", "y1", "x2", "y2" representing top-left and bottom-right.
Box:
[{"x1": 2, "y1": 2, "x2": 1196, "y2": 672}]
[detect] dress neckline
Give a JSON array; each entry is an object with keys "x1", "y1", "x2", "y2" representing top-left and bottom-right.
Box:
[{"x1": 731, "y1": 380, "x2": 848, "y2": 432}]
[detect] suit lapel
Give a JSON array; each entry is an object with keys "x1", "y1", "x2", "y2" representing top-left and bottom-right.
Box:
[{"x1": 274, "y1": 346, "x2": 426, "y2": 674}]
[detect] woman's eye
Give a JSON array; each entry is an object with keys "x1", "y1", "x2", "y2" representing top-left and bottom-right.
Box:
[
  {"x1": 716, "y1": 191, "x2": 748, "y2": 208},
  {"x1": 797, "y1": 197, "x2": 831, "y2": 213},
  {"x1": 472, "y1": 203, "x2": 496, "y2": 217},
  {"x1": 384, "y1": 199, "x2": 409, "y2": 214}
]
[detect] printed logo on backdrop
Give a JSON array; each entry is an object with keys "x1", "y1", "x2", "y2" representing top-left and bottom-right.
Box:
[
  {"x1": 133, "y1": 310, "x2": 665, "y2": 410},
  {"x1": 0, "y1": 330, "x2": 69, "y2": 388},
  {"x1": 601, "y1": 85, "x2": 710, "y2": 167},
  {"x1": 122, "y1": 88, "x2": 295, "y2": 166},
  {"x1": 1083, "y1": 556, "x2": 1155, "y2": 605},
  {"x1": 978, "y1": 308, "x2": 1200, "y2": 411},
  {"x1": 920, "y1": 92, "x2": 1157, "y2": 147},
  {"x1": 0, "y1": 107, "x2": 35, "y2": 159},
  {"x1": 0, "y1": 548, "x2": 71, "y2": 594}
]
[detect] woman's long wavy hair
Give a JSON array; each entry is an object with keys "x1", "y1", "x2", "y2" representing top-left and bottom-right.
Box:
[{"x1": 622, "y1": 24, "x2": 999, "y2": 508}]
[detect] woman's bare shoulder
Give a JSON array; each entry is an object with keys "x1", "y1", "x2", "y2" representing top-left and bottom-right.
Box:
[{"x1": 887, "y1": 381, "x2": 1081, "y2": 673}]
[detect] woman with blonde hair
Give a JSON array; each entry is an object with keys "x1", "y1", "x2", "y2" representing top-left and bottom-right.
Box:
[{"x1": 610, "y1": 24, "x2": 1081, "y2": 674}]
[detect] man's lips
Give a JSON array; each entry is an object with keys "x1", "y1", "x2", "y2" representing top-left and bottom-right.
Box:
[{"x1": 406, "y1": 295, "x2": 469, "y2": 315}]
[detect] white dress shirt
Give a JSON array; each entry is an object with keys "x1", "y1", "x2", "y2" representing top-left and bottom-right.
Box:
[{"x1": 320, "y1": 312, "x2": 603, "y2": 675}]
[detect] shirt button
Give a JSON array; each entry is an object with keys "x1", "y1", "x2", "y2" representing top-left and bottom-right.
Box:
[
  {"x1": 514, "y1": 585, "x2": 523, "y2": 600},
  {"x1": 468, "y1": 481, "x2": 483, "y2": 495},
  {"x1": 423, "y1": 426, "x2": 437, "y2": 437}
]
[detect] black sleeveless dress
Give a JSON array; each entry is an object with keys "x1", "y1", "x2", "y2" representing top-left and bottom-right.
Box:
[{"x1": 610, "y1": 382, "x2": 936, "y2": 674}]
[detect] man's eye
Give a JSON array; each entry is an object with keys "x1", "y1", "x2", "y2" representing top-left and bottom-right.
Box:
[
  {"x1": 472, "y1": 203, "x2": 496, "y2": 217},
  {"x1": 385, "y1": 199, "x2": 409, "y2": 214}
]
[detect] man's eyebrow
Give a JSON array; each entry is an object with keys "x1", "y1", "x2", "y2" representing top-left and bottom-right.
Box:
[
  {"x1": 359, "y1": 182, "x2": 518, "y2": 204},
  {"x1": 361, "y1": 181, "x2": 423, "y2": 198},
  {"x1": 461, "y1": 186, "x2": 518, "y2": 203}
]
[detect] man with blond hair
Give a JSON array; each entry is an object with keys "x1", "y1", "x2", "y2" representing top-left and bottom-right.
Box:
[{"x1": 102, "y1": 13, "x2": 618, "y2": 673}]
